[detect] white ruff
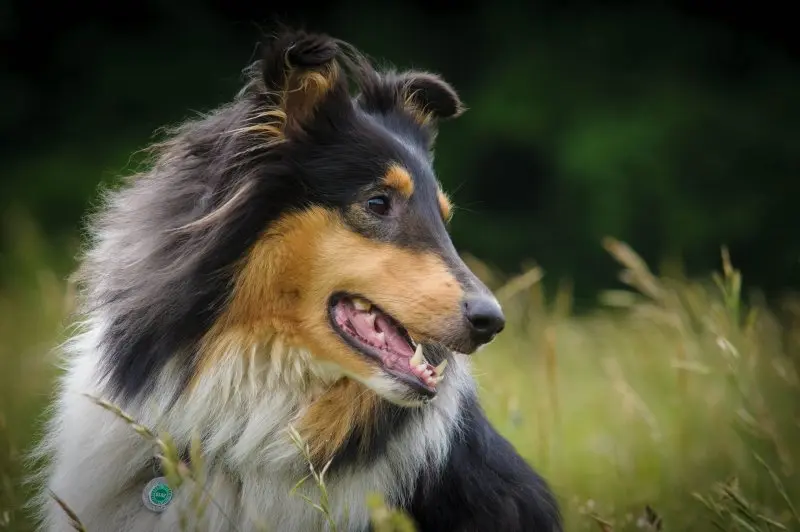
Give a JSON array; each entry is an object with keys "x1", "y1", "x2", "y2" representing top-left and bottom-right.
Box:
[{"x1": 32, "y1": 317, "x2": 473, "y2": 532}]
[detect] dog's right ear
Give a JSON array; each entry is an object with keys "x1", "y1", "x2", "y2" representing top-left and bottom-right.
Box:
[{"x1": 258, "y1": 30, "x2": 343, "y2": 137}]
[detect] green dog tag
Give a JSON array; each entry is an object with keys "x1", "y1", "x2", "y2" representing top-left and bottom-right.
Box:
[{"x1": 142, "y1": 477, "x2": 173, "y2": 513}]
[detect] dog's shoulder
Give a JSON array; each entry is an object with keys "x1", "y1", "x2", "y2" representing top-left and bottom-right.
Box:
[{"x1": 406, "y1": 393, "x2": 563, "y2": 532}]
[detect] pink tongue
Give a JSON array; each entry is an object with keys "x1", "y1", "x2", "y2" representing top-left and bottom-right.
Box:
[
  {"x1": 375, "y1": 315, "x2": 414, "y2": 357},
  {"x1": 344, "y1": 304, "x2": 413, "y2": 357}
]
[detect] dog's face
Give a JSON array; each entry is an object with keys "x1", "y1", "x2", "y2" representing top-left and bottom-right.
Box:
[{"x1": 199, "y1": 32, "x2": 506, "y2": 406}]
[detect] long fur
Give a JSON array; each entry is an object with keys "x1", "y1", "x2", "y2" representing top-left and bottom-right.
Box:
[
  {"x1": 30, "y1": 29, "x2": 562, "y2": 532},
  {"x1": 34, "y1": 318, "x2": 474, "y2": 530}
]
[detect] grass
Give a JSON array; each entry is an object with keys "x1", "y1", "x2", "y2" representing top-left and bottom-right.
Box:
[{"x1": 1, "y1": 211, "x2": 799, "y2": 531}]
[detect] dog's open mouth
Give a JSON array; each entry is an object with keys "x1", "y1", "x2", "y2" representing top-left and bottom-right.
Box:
[{"x1": 329, "y1": 294, "x2": 447, "y2": 397}]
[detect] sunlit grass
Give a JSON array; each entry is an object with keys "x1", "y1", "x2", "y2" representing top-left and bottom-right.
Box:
[
  {"x1": 470, "y1": 241, "x2": 800, "y2": 531},
  {"x1": 0, "y1": 211, "x2": 70, "y2": 531},
  {"x1": 0, "y1": 212, "x2": 798, "y2": 531}
]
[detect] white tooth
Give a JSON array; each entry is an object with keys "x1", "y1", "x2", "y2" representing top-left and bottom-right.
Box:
[
  {"x1": 375, "y1": 331, "x2": 385, "y2": 345},
  {"x1": 433, "y1": 375, "x2": 444, "y2": 384},
  {"x1": 365, "y1": 313, "x2": 376, "y2": 328},
  {"x1": 434, "y1": 359, "x2": 448, "y2": 375},
  {"x1": 352, "y1": 298, "x2": 371, "y2": 311},
  {"x1": 410, "y1": 343, "x2": 424, "y2": 366},
  {"x1": 416, "y1": 364, "x2": 427, "y2": 374}
]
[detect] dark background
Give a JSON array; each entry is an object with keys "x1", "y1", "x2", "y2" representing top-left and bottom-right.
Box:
[{"x1": 2, "y1": 0, "x2": 799, "y2": 308}]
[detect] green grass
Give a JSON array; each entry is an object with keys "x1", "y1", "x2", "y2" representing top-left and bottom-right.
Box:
[{"x1": 1, "y1": 213, "x2": 799, "y2": 531}]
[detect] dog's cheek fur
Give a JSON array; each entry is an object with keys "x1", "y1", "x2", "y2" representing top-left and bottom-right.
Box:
[
  {"x1": 192, "y1": 204, "x2": 464, "y2": 404},
  {"x1": 310, "y1": 215, "x2": 465, "y2": 345},
  {"x1": 193, "y1": 208, "x2": 375, "y2": 386},
  {"x1": 198, "y1": 205, "x2": 465, "y2": 367}
]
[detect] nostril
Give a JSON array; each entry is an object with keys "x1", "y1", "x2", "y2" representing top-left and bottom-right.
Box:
[
  {"x1": 463, "y1": 296, "x2": 506, "y2": 340},
  {"x1": 470, "y1": 315, "x2": 494, "y2": 332}
]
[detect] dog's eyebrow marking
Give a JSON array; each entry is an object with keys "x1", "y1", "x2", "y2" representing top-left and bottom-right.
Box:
[
  {"x1": 437, "y1": 189, "x2": 453, "y2": 222},
  {"x1": 382, "y1": 164, "x2": 414, "y2": 198}
]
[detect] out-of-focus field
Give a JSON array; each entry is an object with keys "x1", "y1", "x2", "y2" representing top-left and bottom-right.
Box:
[{"x1": 1, "y1": 213, "x2": 799, "y2": 531}]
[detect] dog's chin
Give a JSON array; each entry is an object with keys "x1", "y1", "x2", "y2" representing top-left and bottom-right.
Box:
[
  {"x1": 355, "y1": 372, "x2": 437, "y2": 407},
  {"x1": 327, "y1": 292, "x2": 459, "y2": 407}
]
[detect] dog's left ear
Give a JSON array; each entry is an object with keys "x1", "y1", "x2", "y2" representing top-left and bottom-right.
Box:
[
  {"x1": 399, "y1": 71, "x2": 465, "y2": 123},
  {"x1": 356, "y1": 69, "x2": 465, "y2": 129}
]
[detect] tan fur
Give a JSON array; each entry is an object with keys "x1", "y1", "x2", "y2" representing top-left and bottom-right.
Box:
[
  {"x1": 232, "y1": 61, "x2": 339, "y2": 144},
  {"x1": 297, "y1": 378, "x2": 381, "y2": 465},
  {"x1": 232, "y1": 109, "x2": 287, "y2": 136},
  {"x1": 199, "y1": 207, "x2": 463, "y2": 375},
  {"x1": 193, "y1": 206, "x2": 464, "y2": 462},
  {"x1": 437, "y1": 189, "x2": 453, "y2": 222},
  {"x1": 284, "y1": 64, "x2": 339, "y2": 130},
  {"x1": 382, "y1": 164, "x2": 414, "y2": 198},
  {"x1": 402, "y1": 88, "x2": 434, "y2": 127}
]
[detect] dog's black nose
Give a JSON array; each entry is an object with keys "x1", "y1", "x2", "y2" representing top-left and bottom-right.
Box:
[{"x1": 463, "y1": 296, "x2": 505, "y2": 344}]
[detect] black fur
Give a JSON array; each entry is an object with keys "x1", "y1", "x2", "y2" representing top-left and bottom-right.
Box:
[
  {"x1": 407, "y1": 393, "x2": 563, "y2": 532},
  {"x1": 260, "y1": 31, "x2": 339, "y2": 87},
  {"x1": 358, "y1": 70, "x2": 465, "y2": 121},
  {"x1": 330, "y1": 343, "x2": 450, "y2": 468},
  {"x1": 93, "y1": 105, "x2": 308, "y2": 403}
]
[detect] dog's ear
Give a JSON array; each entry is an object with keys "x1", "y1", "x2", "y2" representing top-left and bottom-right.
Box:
[
  {"x1": 399, "y1": 71, "x2": 465, "y2": 123},
  {"x1": 259, "y1": 30, "x2": 343, "y2": 135},
  {"x1": 356, "y1": 69, "x2": 465, "y2": 128}
]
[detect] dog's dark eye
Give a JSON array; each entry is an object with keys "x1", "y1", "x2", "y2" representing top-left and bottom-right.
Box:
[{"x1": 366, "y1": 196, "x2": 391, "y2": 216}]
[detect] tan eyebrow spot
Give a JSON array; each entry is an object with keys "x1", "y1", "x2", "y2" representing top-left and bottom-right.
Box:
[
  {"x1": 382, "y1": 164, "x2": 414, "y2": 198},
  {"x1": 437, "y1": 189, "x2": 453, "y2": 222}
]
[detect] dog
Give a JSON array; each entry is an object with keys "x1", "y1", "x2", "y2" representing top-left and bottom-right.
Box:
[{"x1": 32, "y1": 29, "x2": 562, "y2": 531}]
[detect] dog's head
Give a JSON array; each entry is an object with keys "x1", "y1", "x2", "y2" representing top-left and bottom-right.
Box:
[{"x1": 91, "y1": 30, "x2": 504, "y2": 407}]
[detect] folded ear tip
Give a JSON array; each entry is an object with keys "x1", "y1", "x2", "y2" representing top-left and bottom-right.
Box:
[
  {"x1": 283, "y1": 32, "x2": 339, "y2": 69},
  {"x1": 404, "y1": 71, "x2": 464, "y2": 120},
  {"x1": 260, "y1": 28, "x2": 341, "y2": 95}
]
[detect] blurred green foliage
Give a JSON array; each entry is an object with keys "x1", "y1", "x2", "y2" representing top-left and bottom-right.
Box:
[{"x1": 2, "y1": 2, "x2": 799, "y2": 304}]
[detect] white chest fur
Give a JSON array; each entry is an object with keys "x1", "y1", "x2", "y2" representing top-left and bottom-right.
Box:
[{"x1": 34, "y1": 323, "x2": 472, "y2": 531}]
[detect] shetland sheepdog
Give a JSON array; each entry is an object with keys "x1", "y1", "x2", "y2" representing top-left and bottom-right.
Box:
[{"x1": 33, "y1": 29, "x2": 562, "y2": 531}]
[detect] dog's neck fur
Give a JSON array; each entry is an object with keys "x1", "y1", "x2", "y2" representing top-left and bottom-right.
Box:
[{"x1": 38, "y1": 314, "x2": 473, "y2": 531}]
